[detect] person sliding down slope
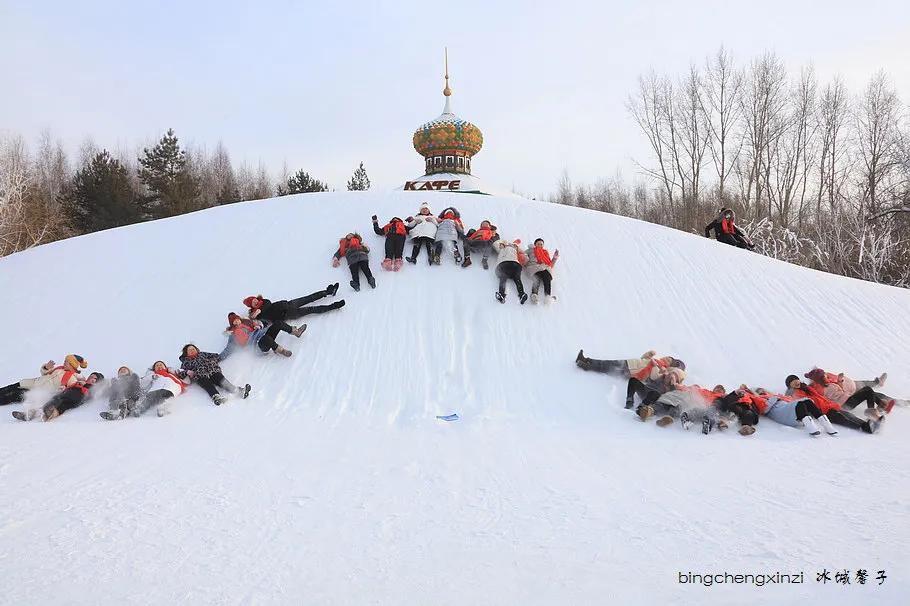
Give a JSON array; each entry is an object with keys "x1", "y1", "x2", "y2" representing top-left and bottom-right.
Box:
[
  {"x1": 333, "y1": 233, "x2": 376, "y2": 291},
  {"x1": 433, "y1": 207, "x2": 465, "y2": 265},
  {"x1": 221, "y1": 313, "x2": 293, "y2": 359},
  {"x1": 179, "y1": 344, "x2": 250, "y2": 406},
  {"x1": 704, "y1": 208, "x2": 753, "y2": 249},
  {"x1": 461, "y1": 220, "x2": 500, "y2": 269},
  {"x1": 13, "y1": 372, "x2": 104, "y2": 422},
  {"x1": 626, "y1": 361, "x2": 686, "y2": 419},
  {"x1": 786, "y1": 375, "x2": 879, "y2": 434},
  {"x1": 751, "y1": 387, "x2": 838, "y2": 437},
  {"x1": 101, "y1": 361, "x2": 188, "y2": 419},
  {"x1": 244, "y1": 285, "x2": 343, "y2": 334},
  {"x1": 372, "y1": 215, "x2": 411, "y2": 271},
  {"x1": 405, "y1": 203, "x2": 438, "y2": 265},
  {"x1": 0, "y1": 354, "x2": 87, "y2": 406},
  {"x1": 661, "y1": 385, "x2": 729, "y2": 434},
  {"x1": 103, "y1": 366, "x2": 142, "y2": 419},
  {"x1": 492, "y1": 238, "x2": 529, "y2": 304},
  {"x1": 804, "y1": 368, "x2": 897, "y2": 421},
  {"x1": 524, "y1": 238, "x2": 559, "y2": 303},
  {"x1": 575, "y1": 349, "x2": 683, "y2": 381}
]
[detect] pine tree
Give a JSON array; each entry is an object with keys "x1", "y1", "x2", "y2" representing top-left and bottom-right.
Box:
[
  {"x1": 277, "y1": 169, "x2": 329, "y2": 195},
  {"x1": 137, "y1": 129, "x2": 201, "y2": 218},
  {"x1": 346, "y1": 162, "x2": 371, "y2": 191},
  {"x1": 65, "y1": 150, "x2": 141, "y2": 233}
]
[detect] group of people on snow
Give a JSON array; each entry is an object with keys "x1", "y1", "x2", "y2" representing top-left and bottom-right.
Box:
[
  {"x1": 334, "y1": 202, "x2": 560, "y2": 304},
  {"x1": 1, "y1": 284, "x2": 347, "y2": 422},
  {"x1": 575, "y1": 350, "x2": 904, "y2": 437}
]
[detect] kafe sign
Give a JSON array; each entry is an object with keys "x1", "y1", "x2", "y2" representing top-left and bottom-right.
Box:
[{"x1": 404, "y1": 180, "x2": 461, "y2": 191}]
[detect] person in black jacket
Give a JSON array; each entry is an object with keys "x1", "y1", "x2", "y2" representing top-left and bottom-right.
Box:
[
  {"x1": 705, "y1": 208, "x2": 753, "y2": 249},
  {"x1": 12, "y1": 372, "x2": 105, "y2": 421},
  {"x1": 372, "y1": 215, "x2": 411, "y2": 271},
  {"x1": 244, "y1": 287, "x2": 344, "y2": 335},
  {"x1": 179, "y1": 344, "x2": 250, "y2": 406}
]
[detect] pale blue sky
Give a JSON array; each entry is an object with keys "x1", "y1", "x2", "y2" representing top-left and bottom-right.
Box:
[{"x1": 2, "y1": 0, "x2": 908, "y2": 195}]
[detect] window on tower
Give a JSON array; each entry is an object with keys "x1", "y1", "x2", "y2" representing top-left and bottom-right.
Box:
[{"x1": 446, "y1": 156, "x2": 454, "y2": 168}]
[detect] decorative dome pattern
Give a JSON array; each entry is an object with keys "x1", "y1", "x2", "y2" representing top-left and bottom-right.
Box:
[{"x1": 412, "y1": 113, "x2": 484, "y2": 158}]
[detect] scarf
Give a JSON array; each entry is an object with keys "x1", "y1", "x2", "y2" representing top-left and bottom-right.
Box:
[{"x1": 534, "y1": 247, "x2": 552, "y2": 267}]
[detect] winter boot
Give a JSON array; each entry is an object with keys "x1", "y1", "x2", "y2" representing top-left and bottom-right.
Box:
[
  {"x1": 292, "y1": 324, "x2": 307, "y2": 338},
  {"x1": 454, "y1": 248, "x2": 463, "y2": 264},
  {"x1": 530, "y1": 293, "x2": 539, "y2": 304},
  {"x1": 702, "y1": 415, "x2": 715, "y2": 434},
  {"x1": 864, "y1": 408, "x2": 883, "y2": 422},
  {"x1": 275, "y1": 346, "x2": 293, "y2": 357},
  {"x1": 393, "y1": 258, "x2": 403, "y2": 271},
  {"x1": 461, "y1": 257, "x2": 472, "y2": 268},
  {"x1": 406, "y1": 256, "x2": 417, "y2": 265},
  {"x1": 156, "y1": 403, "x2": 170, "y2": 417},
  {"x1": 12, "y1": 410, "x2": 36, "y2": 421},
  {"x1": 212, "y1": 394, "x2": 227, "y2": 406},
  {"x1": 882, "y1": 399, "x2": 896, "y2": 415},
  {"x1": 575, "y1": 350, "x2": 591, "y2": 370},
  {"x1": 656, "y1": 416, "x2": 674, "y2": 427},
  {"x1": 680, "y1": 411, "x2": 693, "y2": 430},
  {"x1": 624, "y1": 399, "x2": 634, "y2": 410},
  {"x1": 328, "y1": 282, "x2": 340, "y2": 296},
  {"x1": 481, "y1": 256, "x2": 489, "y2": 270},
  {"x1": 817, "y1": 415, "x2": 838, "y2": 435},
  {"x1": 100, "y1": 410, "x2": 124, "y2": 421},
  {"x1": 801, "y1": 416, "x2": 821, "y2": 437},
  {"x1": 239, "y1": 384, "x2": 251, "y2": 399},
  {"x1": 495, "y1": 291, "x2": 506, "y2": 304},
  {"x1": 433, "y1": 251, "x2": 441, "y2": 265},
  {"x1": 547, "y1": 295, "x2": 557, "y2": 304},
  {"x1": 519, "y1": 292, "x2": 529, "y2": 305},
  {"x1": 717, "y1": 419, "x2": 729, "y2": 431},
  {"x1": 637, "y1": 405, "x2": 654, "y2": 421},
  {"x1": 738, "y1": 425, "x2": 756, "y2": 436},
  {"x1": 864, "y1": 419, "x2": 879, "y2": 434},
  {"x1": 367, "y1": 276, "x2": 376, "y2": 289},
  {"x1": 875, "y1": 372, "x2": 888, "y2": 387},
  {"x1": 350, "y1": 280, "x2": 360, "y2": 292},
  {"x1": 382, "y1": 258, "x2": 393, "y2": 271}
]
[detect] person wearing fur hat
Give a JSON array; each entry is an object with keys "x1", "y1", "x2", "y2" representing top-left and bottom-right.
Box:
[
  {"x1": 244, "y1": 286, "x2": 343, "y2": 331},
  {"x1": 13, "y1": 372, "x2": 104, "y2": 422},
  {"x1": 333, "y1": 233, "x2": 375, "y2": 291},
  {"x1": 461, "y1": 220, "x2": 500, "y2": 269},
  {"x1": 576, "y1": 350, "x2": 686, "y2": 383},
  {"x1": 222, "y1": 312, "x2": 293, "y2": 359},
  {"x1": 179, "y1": 344, "x2": 250, "y2": 406},
  {"x1": 751, "y1": 387, "x2": 838, "y2": 437},
  {"x1": 626, "y1": 363, "x2": 687, "y2": 418},
  {"x1": 1, "y1": 355, "x2": 88, "y2": 406},
  {"x1": 103, "y1": 366, "x2": 142, "y2": 419},
  {"x1": 405, "y1": 203, "x2": 439, "y2": 265},
  {"x1": 492, "y1": 237, "x2": 529, "y2": 304},
  {"x1": 786, "y1": 375, "x2": 879, "y2": 434},
  {"x1": 372, "y1": 215, "x2": 411, "y2": 271},
  {"x1": 524, "y1": 238, "x2": 559, "y2": 303},
  {"x1": 704, "y1": 208, "x2": 753, "y2": 249},
  {"x1": 803, "y1": 367, "x2": 897, "y2": 420},
  {"x1": 433, "y1": 207, "x2": 465, "y2": 265}
]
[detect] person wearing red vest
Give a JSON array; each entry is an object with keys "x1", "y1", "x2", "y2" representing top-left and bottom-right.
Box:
[
  {"x1": 715, "y1": 386, "x2": 767, "y2": 435},
  {"x1": 333, "y1": 232, "x2": 375, "y2": 291},
  {"x1": 576, "y1": 349, "x2": 684, "y2": 382},
  {"x1": 626, "y1": 361, "x2": 687, "y2": 419},
  {"x1": 243, "y1": 284, "x2": 343, "y2": 336},
  {"x1": 751, "y1": 387, "x2": 837, "y2": 437},
  {"x1": 222, "y1": 312, "x2": 293, "y2": 358},
  {"x1": 372, "y1": 215, "x2": 411, "y2": 271},
  {"x1": 461, "y1": 220, "x2": 500, "y2": 269},
  {"x1": 704, "y1": 208, "x2": 753, "y2": 249},
  {"x1": 785, "y1": 375, "x2": 879, "y2": 434},
  {"x1": 524, "y1": 238, "x2": 560, "y2": 303},
  {"x1": 804, "y1": 367, "x2": 896, "y2": 420},
  {"x1": 13, "y1": 372, "x2": 104, "y2": 422},
  {"x1": 657, "y1": 384, "x2": 728, "y2": 434},
  {"x1": 1, "y1": 355, "x2": 87, "y2": 406}
]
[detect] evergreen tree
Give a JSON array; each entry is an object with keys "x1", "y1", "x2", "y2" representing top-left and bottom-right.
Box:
[
  {"x1": 65, "y1": 150, "x2": 141, "y2": 233},
  {"x1": 137, "y1": 129, "x2": 201, "y2": 218},
  {"x1": 346, "y1": 161, "x2": 371, "y2": 191},
  {"x1": 277, "y1": 169, "x2": 329, "y2": 195}
]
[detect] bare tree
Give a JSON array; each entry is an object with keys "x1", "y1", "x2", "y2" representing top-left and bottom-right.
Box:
[
  {"x1": 815, "y1": 78, "x2": 851, "y2": 216},
  {"x1": 627, "y1": 72, "x2": 678, "y2": 203},
  {"x1": 855, "y1": 71, "x2": 901, "y2": 217},
  {"x1": 702, "y1": 47, "x2": 743, "y2": 203}
]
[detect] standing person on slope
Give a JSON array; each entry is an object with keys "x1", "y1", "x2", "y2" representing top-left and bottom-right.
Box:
[
  {"x1": 492, "y1": 238, "x2": 529, "y2": 304},
  {"x1": 372, "y1": 215, "x2": 410, "y2": 271},
  {"x1": 179, "y1": 344, "x2": 250, "y2": 406},
  {"x1": 461, "y1": 220, "x2": 500, "y2": 269},
  {"x1": 333, "y1": 232, "x2": 376, "y2": 291},
  {"x1": 222, "y1": 313, "x2": 293, "y2": 359},
  {"x1": 786, "y1": 375, "x2": 879, "y2": 434},
  {"x1": 433, "y1": 207, "x2": 465, "y2": 265},
  {"x1": 404, "y1": 203, "x2": 439, "y2": 265},
  {"x1": 524, "y1": 238, "x2": 559, "y2": 303},
  {"x1": 13, "y1": 372, "x2": 104, "y2": 422}
]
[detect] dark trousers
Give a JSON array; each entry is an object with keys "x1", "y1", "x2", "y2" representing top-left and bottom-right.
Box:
[
  {"x1": 843, "y1": 386, "x2": 883, "y2": 410},
  {"x1": 384, "y1": 234, "x2": 406, "y2": 260},
  {"x1": 585, "y1": 359, "x2": 629, "y2": 377},
  {"x1": 0, "y1": 383, "x2": 28, "y2": 406},
  {"x1": 283, "y1": 291, "x2": 342, "y2": 320},
  {"x1": 719, "y1": 393, "x2": 760, "y2": 425},
  {"x1": 137, "y1": 390, "x2": 173, "y2": 414},
  {"x1": 349, "y1": 260, "x2": 374, "y2": 287},
  {"x1": 255, "y1": 329, "x2": 279, "y2": 353},
  {"x1": 827, "y1": 408, "x2": 873, "y2": 433},
  {"x1": 195, "y1": 372, "x2": 237, "y2": 398},
  {"x1": 532, "y1": 270, "x2": 553, "y2": 296},
  {"x1": 409, "y1": 237, "x2": 435, "y2": 263},
  {"x1": 45, "y1": 391, "x2": 85, "y2": 416},
  {"x1": 496, "y1": 261, "x2": 525, "y2": 296},
  {"x1": 794, "y1": 399, "x2": 824, "y2": 419},
  {"x1": 626, "y1": 378, "x2": 662, "y2": 408},
  {"x1": 463, "y1": 239, "x2": 493, "y2": 260}
]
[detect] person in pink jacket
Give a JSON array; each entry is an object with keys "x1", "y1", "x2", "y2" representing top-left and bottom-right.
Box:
[{"x1": 804, "y1": 368, "x2": 898, "y2": 421}]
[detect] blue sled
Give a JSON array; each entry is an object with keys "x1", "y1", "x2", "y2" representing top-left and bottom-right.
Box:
[{"x1": 436, "y1": 413, "x2": 460, "y2": 422}]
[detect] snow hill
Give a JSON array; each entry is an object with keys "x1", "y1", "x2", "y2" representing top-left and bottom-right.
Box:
[{"x1": 1, "y1": 191, "x2": 909, "y2": 605}]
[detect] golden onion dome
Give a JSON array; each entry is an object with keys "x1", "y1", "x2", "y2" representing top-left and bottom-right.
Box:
[{"x1": 412, "y1": 102, "x2": 484, "y2": 159}]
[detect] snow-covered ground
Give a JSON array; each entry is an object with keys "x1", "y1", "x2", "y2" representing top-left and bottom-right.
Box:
[{"x1": 1, "y1": 191, "x2": 909, "y2": 605}]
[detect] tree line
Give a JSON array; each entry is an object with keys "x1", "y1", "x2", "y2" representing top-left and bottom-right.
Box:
[
  {"x1": 548, "y1": 48, "x2": 910, "y2": 288},
  {"x1": 0, "y1": 129, "x2": 370, "y2": 257}
]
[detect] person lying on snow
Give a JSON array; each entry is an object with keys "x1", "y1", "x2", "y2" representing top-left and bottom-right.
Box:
[
  {"x1": 433, "y1": 207, "x2": 465, "y2": 265},
  {"x1": 0, "y1": 354, "x2": 88, "y2": 406},
  {"x1": 101, "y1": 361, "x2": 189, "y2": 420},
  {"x1": 461, "y1": 220, "x2": 500, "y2": 269},
  {"x1": 103, "y1": 366, "x2": 141, "y2": 419},
  {"x1": 524, "y1": 238, "x2": 559, "y2": 304},
  {"x1": 786, "y1": 375, "x2": 879, "y2": 434},
  {"x1": 714, "y1": 385, "x2": 768, "y2": 435},
  {"x1": 179, "y1": 344, "x2": 250, "y2": 406},
  {"x1": 372, "y1": 215, "x2": 411, "y2": 271},
  {"x1": 493, "y1": 238, "x2": 529, "y2": 304},
  {"x1": 222, "y1": 313, "x2": 293, "y2": 359},
  {"x1": 626, "y1": 360, "x2": 687, "y2": 417},
  {"x1": 244, "y1": 284, "x2": 343, "y2": 330},
  {"x1": 13, "y1": 372, "x2": 104, "y2": 422},
  {"x1": 751, "y1": 387, "x2": 838, "y2": 437},
  {"x1": 575, "y1": 349, "x2": 683, "y2": 381},
  {"x1": 633, "y1": 384, "x2": 728, "y2": 433},
  {"x1": 804, "y1": 367, "x2": 896, "y2": 420},
  {"x1": 704, "y1": 208, "x2": 753, "y2": 249},
  {"x1": 333, "y1": 233, "x2": 375, "y2": 291},
  {"x1": 405, "y1": 203, "x2": 439, "y2": 265}
]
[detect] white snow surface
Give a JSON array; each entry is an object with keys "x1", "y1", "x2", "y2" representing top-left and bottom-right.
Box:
[{"x1": 1, "y1": 191, "x2": 909, "y2": 605}]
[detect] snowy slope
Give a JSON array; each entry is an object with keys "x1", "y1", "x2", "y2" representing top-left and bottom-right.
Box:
[{"x1": 1, "y1": 191, "x2": 909, "y2": 605}]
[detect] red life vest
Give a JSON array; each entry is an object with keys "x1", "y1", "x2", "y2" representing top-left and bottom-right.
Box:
[
  {"x1": 53, "y1": 366, "x2": 77, "y2": 388},
  {"x1": 155, "y1": 368, "x2": 188, "y2": 393},
  {"x1": 534, "y1": 247, "x2": 553, "y2": 267},
  {"x1": 634, "y1": 358, "x2": 669, "y2": 381},
  {"x1": 721, "y1": 218, "x2": 736, "y2": 235},
  {"x1": 469, "y1": 228, "x2": 493, "y2": 241},
  {"x1": 339, "y1": 236, "x2": 363, "y2": 256},
  {"x1": 384, "y1": 221, "x2": 406, "y2": 236}
]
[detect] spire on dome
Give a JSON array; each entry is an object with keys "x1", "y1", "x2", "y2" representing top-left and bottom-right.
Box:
[{"x1": 442, "y1": 48, "x2": 452, "y2": 114}]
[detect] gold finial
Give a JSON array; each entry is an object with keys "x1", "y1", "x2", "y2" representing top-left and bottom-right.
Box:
[{"x1": 443, "y1": 47, "x2": 452, "y2": 97}]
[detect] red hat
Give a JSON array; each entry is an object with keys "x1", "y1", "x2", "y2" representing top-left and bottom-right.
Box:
[
  {"x1": 243, "y1": 295, "x2": 263, "y2": 308},
  {"x1": 227, "y1": 312, "x2": 242, "y2": 330},
  {"x1": 804, "y1": 368, "x2": 826, "y2": 384}
]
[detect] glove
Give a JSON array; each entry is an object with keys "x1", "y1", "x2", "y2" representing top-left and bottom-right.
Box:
[{"x1": 332, "y1": 258, "x2": 340, "y2": 268}]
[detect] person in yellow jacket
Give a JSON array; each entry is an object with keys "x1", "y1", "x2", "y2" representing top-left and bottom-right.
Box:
[{"x1": 0, "y1": 354, "x2": 88, "y2": 406}]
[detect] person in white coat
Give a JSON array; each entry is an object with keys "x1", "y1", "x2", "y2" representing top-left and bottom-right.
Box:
[
  {"x1": 405, "y1": 203, "x2": 439, "y2": 265},
  {"x1": 493, "y1": 238, "x2": 528, "y2": 304},
  {"x1": 524, "y1": 238, "x2": 559, "y2": 303},
  {"x1": 1, "y1": 354, "x2": 88, "y2": 406},
  {"x1": 102, "y1": 361, "x2": 188, "y2": 419}
]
